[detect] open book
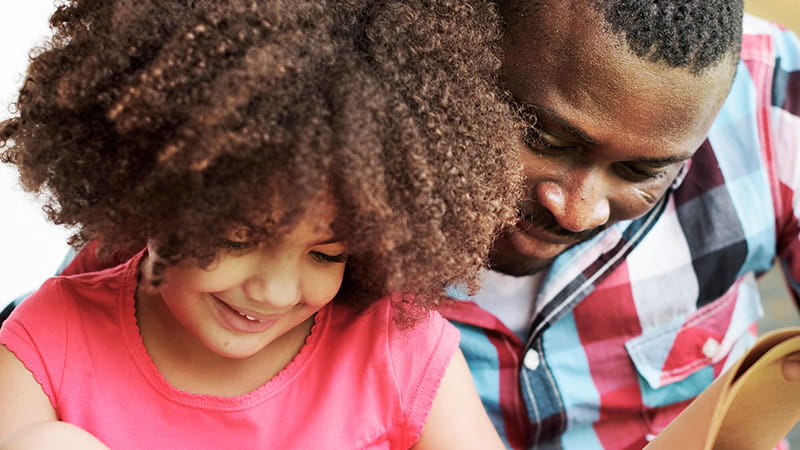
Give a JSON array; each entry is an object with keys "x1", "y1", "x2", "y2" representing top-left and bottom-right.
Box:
[{"x1": 645, "y1": 327, "x2": 800, "y2": 449}]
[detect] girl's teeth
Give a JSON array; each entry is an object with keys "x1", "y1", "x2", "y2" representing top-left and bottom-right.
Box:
[{"x1": 237, "y1": 311, "x2": 258, "y2": 321}]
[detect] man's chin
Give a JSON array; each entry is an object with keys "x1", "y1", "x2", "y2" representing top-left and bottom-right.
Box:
[
  {"x1": 488, "y1": 230, "x2": 561, "y2": 276},
  {"x1": 489, "y1": 256, "x2": 552, "y2": 277}
]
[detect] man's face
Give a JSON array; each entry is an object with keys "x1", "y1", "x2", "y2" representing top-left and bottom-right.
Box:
[{"x1": 491, "y1": 1, "x2": 736, "y2": 276}]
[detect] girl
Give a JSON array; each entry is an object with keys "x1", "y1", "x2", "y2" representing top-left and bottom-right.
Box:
[{"x1": 0, "y1": 0, "x2": 521, "y2": 448}]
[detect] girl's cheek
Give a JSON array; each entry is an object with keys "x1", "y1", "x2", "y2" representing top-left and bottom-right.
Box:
[{"x1": 309, "y1": 269, "x2": 346, "y2": 306}]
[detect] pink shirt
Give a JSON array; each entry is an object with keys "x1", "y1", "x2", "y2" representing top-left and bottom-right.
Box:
[{"x1": 0, "y1": 252, "x2": 459, "y2": 449}]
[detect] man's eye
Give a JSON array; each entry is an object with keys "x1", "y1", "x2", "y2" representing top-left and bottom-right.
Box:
[
  {"x1": 524, "y1": 126, "x2": 573, "y2": 153},
  {"x1": 616, "y1": 162, "x2": 669, "y2": 181}
]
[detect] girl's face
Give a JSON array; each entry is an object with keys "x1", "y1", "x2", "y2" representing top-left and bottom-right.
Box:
[{"x1": 148, "y1": 199, "x2": 346, "y2": 360}]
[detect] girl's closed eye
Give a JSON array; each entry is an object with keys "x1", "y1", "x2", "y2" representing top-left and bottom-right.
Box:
[
  {"x1": 222, "y1": 239, "x2": 258, "y2": 251},
  {"x1": 221, "y1": 226, "x2": 259, "y2": 251},
  {"x1": 310, "y1": 251, "x2": 347, "y2": 264}
]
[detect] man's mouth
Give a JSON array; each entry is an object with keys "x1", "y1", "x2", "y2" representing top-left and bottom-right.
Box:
[
  {"x1": 517, "y1": 215, "x2": 579, "y2": 245},
  {"x1": 518, "y1": 205, "x2": 604, "y2": 245}
]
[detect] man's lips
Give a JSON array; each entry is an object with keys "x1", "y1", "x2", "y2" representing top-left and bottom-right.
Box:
[
  {"x1": 516, "y1": 215, "x2": 580, "y2": 246},
  {"x1": 516, "y1": 200, "x2": 605, "y2": 245}
]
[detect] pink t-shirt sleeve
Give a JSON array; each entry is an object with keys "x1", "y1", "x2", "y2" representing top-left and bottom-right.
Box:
[
  {"x1": 0, "y1": 277, "x2": 71, "y2": 410},
  {"x1": 388, "y1": 309, "x2": 460, "y2": 445}
]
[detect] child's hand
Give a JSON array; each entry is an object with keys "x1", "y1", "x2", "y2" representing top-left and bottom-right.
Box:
[{"x1": 782, "y1": 352, "x2": 800, "y2": 381}]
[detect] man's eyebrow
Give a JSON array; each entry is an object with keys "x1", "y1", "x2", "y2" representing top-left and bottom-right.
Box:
[
  {"x1": 517, "y1": 100, "x2": 696, "y2": 164},
  {"x1": 518, "y1": 101, "x2": 598, "y2": 144},
  {"x1": 635, "y1": 155, "x2": 693, "y2": 165}
]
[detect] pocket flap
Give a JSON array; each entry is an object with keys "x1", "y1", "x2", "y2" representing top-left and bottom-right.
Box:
[{"x1": 625, "y1": 279, "x2": 763, "y2": 390}]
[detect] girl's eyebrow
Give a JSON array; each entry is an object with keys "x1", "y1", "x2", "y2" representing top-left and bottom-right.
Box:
[{"x1": 315, "y1": 236, "x2": 343, "y2": 246}]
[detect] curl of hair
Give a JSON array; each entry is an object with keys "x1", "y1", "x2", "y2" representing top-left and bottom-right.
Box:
[{"x1": 1, "y1": 0, "x2": 522, "y2": 324}]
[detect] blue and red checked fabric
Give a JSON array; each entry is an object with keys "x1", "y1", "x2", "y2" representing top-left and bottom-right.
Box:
[{"x1": 443, "y1": 15, "x2": 800, "y2": 450}]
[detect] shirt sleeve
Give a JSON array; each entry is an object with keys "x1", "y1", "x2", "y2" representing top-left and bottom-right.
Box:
[
  {"x1": 387, "y1": 308, "x2": 461, "y2": 446},
  {"x1": 0, "y1": 278, "x2": 71, "y2": 411},
  {"x1": 768, "y1": 24, "x2": 800, "y2": 306}
]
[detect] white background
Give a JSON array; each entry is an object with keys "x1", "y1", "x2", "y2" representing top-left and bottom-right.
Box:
[{"x1": 0, "y1": 2, "x2": 71, "y2": 306}]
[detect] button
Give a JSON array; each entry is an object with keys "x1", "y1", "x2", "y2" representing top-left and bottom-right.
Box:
[
  {"x1": 524, "y1": 350, "x2": 540, "y2": 370},
  {"x1": 702, "y1": 337, "x2": 721, "y2": 358}
]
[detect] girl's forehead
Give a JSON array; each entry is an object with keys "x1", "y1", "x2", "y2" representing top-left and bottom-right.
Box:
[
  {"x1": 249, "y1": 190, "x2": 340, "y2": 232},
  {"x1": 272, "y1": 200, "x2": 343, "y2": 245},
  {"x1": 295, "y1": 194, "x2": 339, "y2": 231}
]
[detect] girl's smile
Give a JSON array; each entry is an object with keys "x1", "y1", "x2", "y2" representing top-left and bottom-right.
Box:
[
  {"x1": 136, "y1": 197, "x2": 346, "y2": 373},
  {"x1": 210, "y1": 294, "x2": 286, "y2": 334}
]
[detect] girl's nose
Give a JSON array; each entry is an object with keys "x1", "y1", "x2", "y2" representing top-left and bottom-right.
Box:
[{"x1": 242, "y1": 261, "x2": 301, "y2": 308}]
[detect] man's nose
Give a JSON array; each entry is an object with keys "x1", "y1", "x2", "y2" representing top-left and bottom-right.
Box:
[
  {"x1": 535, "y1": 171, "x2": 611, "y2": 233},
  {"x1": 242, "y1": 259, "x2": 301, "y2": 308}
]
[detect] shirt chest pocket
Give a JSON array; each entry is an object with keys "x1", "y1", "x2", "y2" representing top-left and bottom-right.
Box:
[{"x1": 623, "y1": 274, "x2": 764, "y2": 407}]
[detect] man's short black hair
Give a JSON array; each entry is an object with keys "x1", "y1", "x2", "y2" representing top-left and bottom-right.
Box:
[
  {"x1": 595, "y1": 0, "x2": 743, "y2": 72},
  {"x1": 496, "y1": 0, "x2": 744, "y2": 72}
]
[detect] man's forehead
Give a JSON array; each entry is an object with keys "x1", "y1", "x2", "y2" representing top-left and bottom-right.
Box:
[
  {"x1": 502, "y1": 8, "x2": 736, "y2": 140},
  {"x1": 500, "y1": 1, "x2": 613, "y2": 77},
  {"x1": 502, "y1": 0, "x2": 743, "y2": 73}
]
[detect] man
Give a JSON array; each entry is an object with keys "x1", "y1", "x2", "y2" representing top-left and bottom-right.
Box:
[{"x1": 442, "y1": 0, "x2": 800, "y2": 448}]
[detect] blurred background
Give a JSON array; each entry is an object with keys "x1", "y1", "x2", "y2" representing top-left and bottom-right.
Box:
[
  {"x1": 1, "y1": 1, "x2": 72, "y2": 306},
  {"x1": 0, "y1": 0, "x2": 799, "y2": 442}
]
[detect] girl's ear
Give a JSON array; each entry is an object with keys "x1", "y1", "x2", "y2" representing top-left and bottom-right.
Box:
[
  {"x1": 139, "y1": 241, "x2": 163, "y2": 292},
  {"x1": 146, "y1": 240, "x2": 157, "y2": 256}
]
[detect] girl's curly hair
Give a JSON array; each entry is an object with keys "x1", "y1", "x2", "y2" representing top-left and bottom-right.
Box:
[{"x1": 1, "y1": 0, "x2": 522, "y2": 320}]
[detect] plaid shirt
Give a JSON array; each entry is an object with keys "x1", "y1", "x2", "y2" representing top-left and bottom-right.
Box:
[{"x1": 443, "y1": 15, "x2": 800, "y2": 450}]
